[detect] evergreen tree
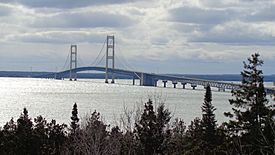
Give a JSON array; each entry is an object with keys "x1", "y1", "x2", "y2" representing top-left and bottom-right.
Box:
[
  {"x1": 224, "y1": 53, "x2": 273, "y2": 154},
  {"x1": 70, "y1": 103, "x2": 79, "y2": 134},
  {"x1": 167, "y1": 119, "x2": 187, "y2": 154},
  {"x1": 47, "y1": 119, "x2": 67, "y2": 154},
  {"x1": 185, "y1": 117, "x2": 203, "y2": 155},
  {"x1": 155, "y1": 103, "x2": 171, "y2": 154},
  {"x1": 0, "y1": 118, "x2": 17, "y2": 154},
  {"x1": 201, "y1": 85, "x2": 218, "y2": 153},
  {"x1": 134, "y1": 99, "x2": 171, "y2": 155},
  {"x1": 32, "y1": 115, "x2": 49, "y2": 154},
  {"x1": 135, "y1": 99, "x2": 157, "y2": 154},
  {"x1": 16, "y1": 108, "x2": 34, "y2": 154}
]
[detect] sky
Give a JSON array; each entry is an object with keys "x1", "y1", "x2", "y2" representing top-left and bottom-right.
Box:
[{"x1": 0, "y1": 0, "x2": 274, "y2": 74}]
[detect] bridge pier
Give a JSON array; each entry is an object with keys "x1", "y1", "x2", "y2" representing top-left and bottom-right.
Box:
[
  {"x1": 163, "y1": 80, "x2": 167, "y2": 88},
  {"x1": 133, "y1": 77, "x2": 135, "y2": 85},
  {"x1": 181, "y1": 82, "x2": 186, "y2": 89},
  {"x1": 191, "y1": 84, "x2": 197, "y2": 90},
  {"x1": 105, "y1": 73, "x2": 115, "y2": 84},
  {"x1": 172, "y1": 81, "x2": 177, "y2": 88},
  {"x1": 154, "y1": 80, "x2": 158, "y2": 87},
  {"x1": 140, "y1": 73, "x2": 155, "y2": 86}
]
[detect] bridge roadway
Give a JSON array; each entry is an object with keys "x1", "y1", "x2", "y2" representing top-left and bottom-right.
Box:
[{"x1": 37, "y1": 66, "x2": 275, "y2": 94}]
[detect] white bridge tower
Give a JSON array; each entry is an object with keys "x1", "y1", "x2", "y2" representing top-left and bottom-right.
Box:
[
  {"x1": 105, "y1": 35, "x2": 115, "y2": 83},
  {"x1": 69, "y1": 45, "x2": 77, "y2": 81}
]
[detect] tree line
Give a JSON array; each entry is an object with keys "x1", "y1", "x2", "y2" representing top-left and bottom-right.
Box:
[{"x1": 0, "y1": 53, "x2": 274, "y2": 155}]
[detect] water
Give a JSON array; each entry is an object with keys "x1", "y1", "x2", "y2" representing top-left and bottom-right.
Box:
[{"x1": 0, "y1": 77, "x2": 273, "y2": 127}]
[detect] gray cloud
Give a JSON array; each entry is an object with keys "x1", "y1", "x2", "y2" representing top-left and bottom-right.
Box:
[
  {"x1": 189, "y1": 21, "x2": 275, "y2": 45},
  {"x1": 245, "y1": 5, "x2": 275, "y2": 22},
  {"x1": 168, "y1": 3, "x2": 275, "y2": 45},
  {"x1": 31, "y1": 11, "x2": 134, "y2": 28},
  {"x1": 192, "y1": 34, "x2": 275, "y2": 45},
  {"x1": 169, "y1": 6, "x2": 235, "y2": 24},
  {"x1": 6, "y1": 31, "x2": 106, "y2": 44},
  {"x1": 1, "y1": 0, "x2": 139, "y2": 9},
  {"x1": 0, "y1": 5, "x2": 12, "y2": 16}
]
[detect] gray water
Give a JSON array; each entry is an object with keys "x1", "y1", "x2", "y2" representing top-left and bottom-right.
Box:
[{"x1": 0, "y1": 77, "x2": 273, "y2": 127}]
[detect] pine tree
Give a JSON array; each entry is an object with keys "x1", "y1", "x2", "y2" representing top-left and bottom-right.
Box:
[
  {"x1": 16, "y1": 108, "x2": 34, "y2": 154},
  {"x1": 0, "y1": 118, "x2": 17, "y2": 154},
  {"x1": 134, "y1": 99, "x2": 171, "y2": 155},
  {"x1": 224, "y1": 53, "x2": 273, "y2": 154},
  {"x1": 135, "y1": 99, "x2": 157, "y2": 154},
  {"x1": 70, "y1": 103, "x2": 79, "y2": 134},
  {"x1": 185, "y1": 117, "x2": 203, "y2": 155},
  {"x1": 155, "y1": 103, "x2": 171, "y2": 154},
  {"x1": 201, "y1": 85, "x2": 218, "y2": 153}
]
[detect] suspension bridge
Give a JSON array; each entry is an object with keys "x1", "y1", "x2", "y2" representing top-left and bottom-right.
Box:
[{"x1": 36, "y1": 35, "x2": 275, "y2": 94}]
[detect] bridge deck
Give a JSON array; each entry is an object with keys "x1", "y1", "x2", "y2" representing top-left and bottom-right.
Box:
[{"x1": 35, "y1": 66, "x2": 275, "y2": 94}]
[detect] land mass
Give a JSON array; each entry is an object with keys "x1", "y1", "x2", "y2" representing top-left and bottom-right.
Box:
[{"x1": 0, "y1": 71, "x2": 274, "y2": 82}]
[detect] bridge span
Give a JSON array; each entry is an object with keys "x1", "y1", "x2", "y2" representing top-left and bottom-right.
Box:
[
  {"x1": 36, "y1": 36, "x2": 275, "y2": 94},
  {"x1": 37, "y1": 66, "x2": 275, "y2": 94}
]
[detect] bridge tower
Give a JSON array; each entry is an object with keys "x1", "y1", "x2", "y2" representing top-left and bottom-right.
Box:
[
  {"x1": 69, "y1": 45, "x2": 77, "y2": 81},
  {"x1": 105, "y1": 35, "x2": 115, "y2": 83}
]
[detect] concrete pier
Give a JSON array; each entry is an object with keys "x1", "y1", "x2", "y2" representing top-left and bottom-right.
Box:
[
  {"x1": 163, "y1": 80, "x2": 167, "y2": 87},
  {"x1": 191, "y1": 83, "x2": 197, "y2": 90},
  {"x1": 140, "y1": 73, "x2": 155, "y2": 86},
  {"x1": 133, "y1": 77, "x2": 135, "y2": 85},
  {"x1": 154, "y1": 80, "x2": 158, "y2": 87},
  {"x1": 172, "y1": 81, "x2": 178, "y2": 88},
  {"x1": 181, "y1": 82, "x2": 186, "y2": 89}
]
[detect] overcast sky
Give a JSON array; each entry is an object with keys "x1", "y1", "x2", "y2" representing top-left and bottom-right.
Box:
[{"x1": 0, "y1": 0, "x2": 274, "y2": 74}]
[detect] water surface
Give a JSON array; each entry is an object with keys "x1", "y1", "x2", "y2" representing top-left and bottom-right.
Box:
[{"x1": 0, "y1": 77, "x2": 272, "y2": 127}]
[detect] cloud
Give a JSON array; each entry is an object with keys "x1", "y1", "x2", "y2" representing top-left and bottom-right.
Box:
[
  {"x1": 245, "y1": 5, "x2": 275, "y2": 22},
  {"x1": 169, "y1": 6, "x2": 235, "y2": 24},
  {"x1": 0, "y1": 0, "x2": 275, "y2": 73},
  {"x1": 168, "y1": 2, "x2": 275, "y2": 45},
  {"x1": 5, "y1": 31, "x2": 107, "y2": 44},
  {"x1": 0, "y1": 4, "x2": 13, "y2": 16},
  {"x1": 0, "y1": 0, "x2": 140, "y2": 9},
  {"x1": 189, "y1": 21, "x2": 275, "y2": 45},
  {"x1": 30, "y1": 11, "x2": 134, "y2": 28}
]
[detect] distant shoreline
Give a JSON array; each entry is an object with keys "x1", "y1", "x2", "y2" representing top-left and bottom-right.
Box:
[{"x1": 0, "y1": 71, "x2": 274, "y2": 82}]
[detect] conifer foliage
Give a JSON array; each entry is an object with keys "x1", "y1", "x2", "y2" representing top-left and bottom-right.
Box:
[
  {"x1": 185, "y1": 85, "x2": 220, "y2": 154},
  {"x1": 70, "y1": 102, "x2": 79, "y2": 134},
  {"x1": 0, "y1": 108, "x2": 67, "y2": 154},
  {"x1": 225, "y1": 53, "x2": 274, "y2": 154},
  {"x1": 201, "y1": 85, "x2": 218, "y2": 152},
  {"x1": 134, "y1": 99, "x2": 171, "y2": 155}
]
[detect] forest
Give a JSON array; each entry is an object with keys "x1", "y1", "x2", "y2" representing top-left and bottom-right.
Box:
[{"x1": 0, "y1": 53, "x2": 274, "y2": 155}]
